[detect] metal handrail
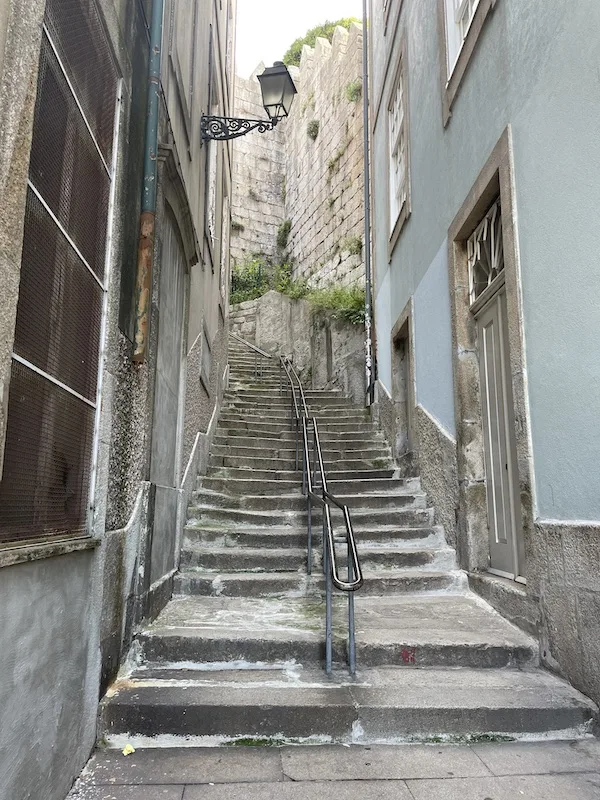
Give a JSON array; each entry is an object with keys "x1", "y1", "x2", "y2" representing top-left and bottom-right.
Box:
[{"x1": 229, "y1": 335, "x2": 363, "y2": 675}]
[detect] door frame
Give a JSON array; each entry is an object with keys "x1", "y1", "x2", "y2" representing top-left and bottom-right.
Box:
[{"x1": 447, "y1": 126, "x2": 534, "y2": 580}]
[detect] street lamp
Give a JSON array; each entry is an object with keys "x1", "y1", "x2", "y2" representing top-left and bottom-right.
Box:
[{"x1": 201, "y1": 62, "x2": 297, "y2": 142}]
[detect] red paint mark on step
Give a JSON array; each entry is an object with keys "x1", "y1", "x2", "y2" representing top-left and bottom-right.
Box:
[{"x1": 401, "y1": 647, "x2": 417, "y2": 664}]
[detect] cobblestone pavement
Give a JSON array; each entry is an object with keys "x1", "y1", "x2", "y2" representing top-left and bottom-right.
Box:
[{"x1": 67, "y1": 739, "x2": 600, "y2": 799}]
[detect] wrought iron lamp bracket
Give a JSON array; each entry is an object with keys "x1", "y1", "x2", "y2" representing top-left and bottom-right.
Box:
[{"x1": 200, "y1": 115, "x2": 278, "y2": 142}]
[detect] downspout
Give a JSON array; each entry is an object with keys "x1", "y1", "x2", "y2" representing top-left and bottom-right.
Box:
[
  {"x1": 362, "y1": 0, "x2": 376, "y2": 405},
  {"x1": 132, "y1": 0, "x2": 165, "y2": 362}
]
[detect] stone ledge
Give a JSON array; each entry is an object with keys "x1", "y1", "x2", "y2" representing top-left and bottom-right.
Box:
[
  {"x1": 0, "y1": 535, "x2": 99, "y2": 569},
  {"x1": 468, "y1": 571, "x2": 539, "y2": 637}
]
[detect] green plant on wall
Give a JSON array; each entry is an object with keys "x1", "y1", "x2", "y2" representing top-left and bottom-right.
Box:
[
  {"x1": 231, "y1": 220, "x2": 245, "y2": 234},
  {"x1": 346, "y1": 78, "x2": 362, "y2": 102},
  {"x1": 231, "y1": 256, "x2": 271, "y2": 305},
  {"x1": 248, "y1": 187, "x2": 260, "y2": 202},
  {"x1": 277, "y1": 219, "x2": 292, "y2": 250},
  {"x1": 283, "y1": 18, "x2": 360, "y2": 67},
  {"x1": 328, "y1": 142, "x2": 347, "y2": 174},
  {"x1": 344, "y1": 236, "x2": 363, "y2": 256},
  {"x1": 307, "y1": 120, "x2": 320, "y2": 141}
]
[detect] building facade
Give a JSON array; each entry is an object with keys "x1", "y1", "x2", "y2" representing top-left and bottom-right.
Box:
[
  {"x1": 369, "y1": 0, "x2": 600, "y2": 705},
  {"x1": 0, "y1": 1, "x2": 235, "y2": 798}
]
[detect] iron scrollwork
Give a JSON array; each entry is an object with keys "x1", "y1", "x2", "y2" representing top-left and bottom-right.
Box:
[{"x1": 201, "y1": 115, "x2": 277, "y2": 142}]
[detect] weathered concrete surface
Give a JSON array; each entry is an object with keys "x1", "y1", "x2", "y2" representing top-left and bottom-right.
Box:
[
  {"x1": 415, "y1": 405, "x2": 458, "y2": 549},
  {"x1": 0, "y1": 552, "x2": 100, "y2": 800},
  {"x1": 253, "y1": 290, "x2": 365, "y2": 403},
  {"x1": 67, "y1": 739, "x2": 600, "y2": 800}
]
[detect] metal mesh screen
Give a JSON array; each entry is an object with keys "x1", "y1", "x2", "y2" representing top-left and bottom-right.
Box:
[
  {"x1": 44, "y1": 0, "x2": 119, "y2": 163},
  {"x1": 0, "y1": 0, "x2": 117, "y2": 543},
  {"x1": 0, "y1": 361, "x2": 95, "y2": 542},
  {"x1": 13, "y1": 190, "x2": 103, "y2": 402},
  {"x1": 29, "y1": 34, "x2": 111, "y2": 281}
]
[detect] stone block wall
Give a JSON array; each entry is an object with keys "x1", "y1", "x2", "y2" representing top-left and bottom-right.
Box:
[
  {"x1": 230, "y1": 68, "x2": 286, "y2": 268},
  {"x1": 285, "y1": 24, "x2": 365, "y2": 288},
  {"x1": 230, "y1": 24, "x2": 365, "y2": 289}
]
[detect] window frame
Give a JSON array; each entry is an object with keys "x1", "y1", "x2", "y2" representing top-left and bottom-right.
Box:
[
  {"x1": 386, "y1": 32, "x2": 411, "y2": 259},
  {"x1": 437, "y1": 0, "x2": 499, "y2": 126}
]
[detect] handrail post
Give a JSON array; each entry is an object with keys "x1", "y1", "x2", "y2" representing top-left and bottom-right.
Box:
[
  {"x1": 348, "y1": 553, "x2": 356, "y2": 675},
  {"x1": 324, "y1": 513, "x2": 333, "y2": 675}
]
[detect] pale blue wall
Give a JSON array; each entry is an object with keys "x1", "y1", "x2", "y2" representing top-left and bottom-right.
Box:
[
  {"x1": 370, "y1": 0, "x2": 600, "y2": 519},
  {"x1": 413, "y1": 240, "x2": 455, "y2": 436}
]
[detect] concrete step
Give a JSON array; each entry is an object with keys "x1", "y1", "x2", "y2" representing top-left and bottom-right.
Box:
[
  {"x1": 133, "y1": 594, "x2": 538, "y2": 670},
  {"x1": 221, "y1": 406, "x2": 370, "y2": 420},
  {"x1": 215, "y1": 428, "x2": 386, "y2": 444},
  {"x1": 199, "y1": 475, "x2": 416, "y2": 496},
  {"x1": 179, "y1": 542, "x2": 453, "y2": 573},
  {"x1": 206, "y1": 467, "x2": 398, "y2": 482},
  {"x1": 225, "y1": 389, "x2": 347, "y2": 401},
  {"x1": 209, "y1": 443, "x2": 391, "y2": 461},
  {"x1": 191, "y1": 489, "x2": 426, "y2": 513},
  {"x1": 102, "y1": 664, "x2": 596, "y2": 743},
  {"x1": 183, "y1": 524, "x2": 443, "y2": 550},
  {"x1": 208, "y1": 454, "x2": 394, "y2": 472},
  {"x1": 217, "y1": 419, "x2": 378, "y2": 435},
  {"x1": 213, "y1": 434, "x2": 384, "y2": 451},
  {"x1": 174, "y1": 569, "x2": 464, "y2": 597},
  {"x1": 187, "y1": 503, "x2": 433, "y2": 529}
]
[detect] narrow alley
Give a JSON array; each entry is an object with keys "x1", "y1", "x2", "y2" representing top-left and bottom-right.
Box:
[{"x1": 0, "y1": 0, "x2": 599, "y2": 799}]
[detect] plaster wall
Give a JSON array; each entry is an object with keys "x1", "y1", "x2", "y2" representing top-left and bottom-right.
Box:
[
  {"x1": 370, "y1": 0, "x2": 600, "y2": 521},
  {"x1": 412, "y1": 240, "x2": 455, "y2": 437},
  {"x1": 0, "y1": 551, "x2": 100, "y2": 800}
]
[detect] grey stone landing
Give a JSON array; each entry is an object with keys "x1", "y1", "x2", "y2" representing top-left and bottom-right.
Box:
[{"x1": 99, "y1": 334, "x2": 597, "y2": 745}]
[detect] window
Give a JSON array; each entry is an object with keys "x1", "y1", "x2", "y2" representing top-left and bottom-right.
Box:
[
  {"x1": 438, "y1": 0, "x2": 497, "y2": 125},
  {"x1": 445, "y1": 0, "x2": 481, "y2": 73},
  {"x1": 387, "y1": 43, "x2": 410, "y2": 251},
  {"x1": 467, "y1": 197, "x2": 504, "y2": 304}
]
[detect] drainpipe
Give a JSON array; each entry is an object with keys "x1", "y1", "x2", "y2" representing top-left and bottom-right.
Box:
[
  {"x1": 132, "y1": 0, "x2": 165, "y2": 362},
  {"x1": 362, "y1": 0, "x2": 376, "y2": 405}
]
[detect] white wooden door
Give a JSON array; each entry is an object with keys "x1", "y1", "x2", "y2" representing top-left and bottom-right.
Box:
[{"x1": 476, "y1": 288, "x2": 523, "y2": 579}]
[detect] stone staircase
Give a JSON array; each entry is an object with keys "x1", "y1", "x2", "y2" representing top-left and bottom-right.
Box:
[{"x1": 101, "y1": 334, "x2": 596, "y2": 745}]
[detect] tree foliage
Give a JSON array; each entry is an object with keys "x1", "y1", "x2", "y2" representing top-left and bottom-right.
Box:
[{"x1": 282, "y1": 18, "x2": 361, "y2": 67}]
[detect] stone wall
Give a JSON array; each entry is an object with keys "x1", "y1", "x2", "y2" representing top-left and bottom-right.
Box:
[
  {"x1": 230, "y1": 69, "x2": 286, "y2": 268},
  {"x1": 230, "y1": 24, "x2": 365, "y2": 289}
]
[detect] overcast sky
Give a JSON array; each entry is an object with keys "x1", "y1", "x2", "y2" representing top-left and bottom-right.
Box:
[{"x1": 235, "y1": 0, "x2": 364, "y2": 78}]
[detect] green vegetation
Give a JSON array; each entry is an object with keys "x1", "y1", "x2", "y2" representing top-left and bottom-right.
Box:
[
  {"x1": 248, "y1": 187, "x2": 260, "y2": 202},
  {"x1": 346, "y1": 78, "x2": 362, "y2": 102},
  {"x1": 306, "y1": 283, "x2": 365, "y2": 324},
  {"x1": 307, "y1": 119, "x2": 320, "y2": 141},
  {"x1": 231, "y1": 219, "x2": 245, "y2": 234},
  {"x1": 283, "y1": 18, "x2": 361, "y2": 67},
  {"x1": 231, "y1": 257, "x2": 365, "y2": 325},
  {"x1": 343, "y1": 236, "x2": 363, "y2": 256},
  {"x1": 328, "y1": 143, "x2": 347, "y2": 174},
  {"x1": 277, "y1": 219, "x2": 292, "y2": 250}
]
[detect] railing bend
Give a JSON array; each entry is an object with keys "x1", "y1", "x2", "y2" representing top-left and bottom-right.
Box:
[{"x1": 230, "y1": 334, "x2": 363, "y2": 675}]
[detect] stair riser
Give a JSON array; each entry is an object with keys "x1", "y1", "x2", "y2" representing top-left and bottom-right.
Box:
[
  {"x1": 192, "y1": 492, "x2": 424, "y2": 512},
  {"x1": 137, "y1": 636, "x2": 536, "y2": 671},
  {"x1": 207, "y1": 468, "x2": 397, "y2": 483},
  {"x1": 179, "y1": 548, "x2": 445, "y2": 572},
  {"x1": 218, "y1": 422, "x2": 378, "y2": 435},
  {"x1": 208, "y1": 456, "x2": 394, "y2": 472},
  {"x1": 200, "y1": 477, "x2": 411, "y2": 495},
  {"x1": 174, "y1": 573, "x2": 458, "y2": 597},
  {"x1": 213, "y1": 435, "x2": 384, "y2": 450},
  {"x1": 183, "y1": 527, "x2": 442, "y2": 549},
  {"x1": 210, "y1": 445, "x2": 391, "y2": 461},
  {"x1": 104, "y1": 696, "x2": 587, "y2": 741},
  {"x1": 187, "y1": 506, "x2": 432, "y2": 528}
]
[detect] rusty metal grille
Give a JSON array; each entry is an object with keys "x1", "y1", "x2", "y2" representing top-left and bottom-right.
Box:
[
  {"x1": 13, "y1": 190, "x2": 103, "y2": 402},
  {"x1": 44, "y1": 0, "x2": 119, "y2": 163},
  {"x1": 29, "y1": 33, "x2": 111, "y2": 281},
  {"x1": 0, "y1": 0, "x2": 117, "y2": 543},
  {"x1": 0, "y1": 361, "x2": 95, "y2": 541}
]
